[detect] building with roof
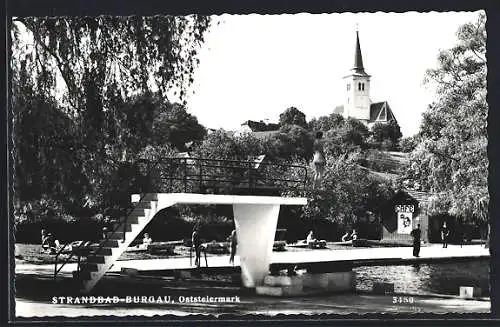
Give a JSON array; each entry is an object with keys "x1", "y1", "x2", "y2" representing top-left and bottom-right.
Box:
[
  {"x1": 235, "y1": 120, "x2": 280, "y2": 137},
  {"x1": 333, "y1": 30, "x2": 398, "y2": 129}
]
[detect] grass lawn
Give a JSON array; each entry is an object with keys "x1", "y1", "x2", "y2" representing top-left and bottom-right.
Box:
[
  {"x1": 15, "y1": 243, "x2": 196, "y2": 265},
  {"x1": 15, "y1": 240, "x2": 397, "y2": 265}
]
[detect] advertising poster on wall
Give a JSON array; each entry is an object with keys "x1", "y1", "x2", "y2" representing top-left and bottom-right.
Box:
[{"x1": 397, "y1": 212, "x2": 413, "y2": 234}]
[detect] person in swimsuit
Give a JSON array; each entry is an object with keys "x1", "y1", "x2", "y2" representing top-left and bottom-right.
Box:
[{"x1": 312, "y1": 131, "x2": 326, "y2": 188}]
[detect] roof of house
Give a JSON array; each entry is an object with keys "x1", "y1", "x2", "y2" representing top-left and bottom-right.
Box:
[
  {"x1": 403, "y1": 189, "x2": 433, "y2": 204},
  {"x1": 241, "y1": 120, "x2": 279, "y2": 132}
]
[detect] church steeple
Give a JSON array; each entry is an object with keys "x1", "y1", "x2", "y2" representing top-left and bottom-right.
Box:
[
  {"x1": 353, "y1": 30, "x2": 367, "y2": 75},
  {"x1": 342, "y1": 27, "x2": 371, "y2": 121}
]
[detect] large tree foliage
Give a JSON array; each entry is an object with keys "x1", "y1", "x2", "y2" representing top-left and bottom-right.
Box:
[
  {"x1": 278, "y1": 106, "x2": 308, "y2": 128},
  {"x1": 371, "y1": 120, "x2": 402, "y2": 143},
  {"x1": 405, "y1": 13, "x2": 487, "y2": 222},
  {"x1": 11, "y1": 16, "x2": 211, "y2": 222},
  {"x1": 283, "y1": 155, "x2": 394, "y2": 226},
  {"x1": 308, "y1": 113, "x2": 345, "y2": 132},
  {"x1": 11, "y1": 16, "x2": 211, "y2": 111}
]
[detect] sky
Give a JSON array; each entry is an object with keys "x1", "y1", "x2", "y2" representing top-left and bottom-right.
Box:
[{"x1": 182, "y1": 11, "x2": 483, "y2": 137}]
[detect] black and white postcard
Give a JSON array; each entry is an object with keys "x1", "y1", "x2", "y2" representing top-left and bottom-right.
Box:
[{"x1": 6, "y1": 3, "x2": 495, "y2": 323}]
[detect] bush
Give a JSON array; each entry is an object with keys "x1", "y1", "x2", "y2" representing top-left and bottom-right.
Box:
[{"x1": 400, "y1": 136, "x2": 418, "y2": 153}]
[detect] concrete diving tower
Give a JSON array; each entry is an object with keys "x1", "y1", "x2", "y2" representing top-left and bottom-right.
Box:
[
  {"x1": 140, "y1": 193, "x2": 307, "y2": 288},
  {"x1": 76, "y1": 192, "x2": 306, "y2": 293}
]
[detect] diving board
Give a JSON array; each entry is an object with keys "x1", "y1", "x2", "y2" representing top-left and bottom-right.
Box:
[{"x1": 75, "y1": 193, "x2": 306, "y2": 293}]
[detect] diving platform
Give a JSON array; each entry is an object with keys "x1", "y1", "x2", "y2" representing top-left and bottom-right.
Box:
[
  {"x1": 53, "y1": 156, "x2": 310, "y2": 293},
  {"x1": 63, "y1": 192, "x2": 307, "y2": 293}
]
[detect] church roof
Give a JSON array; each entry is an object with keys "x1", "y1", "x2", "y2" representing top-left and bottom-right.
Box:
[
  {"x1": 332, "y1": 102, "x2": 397, "y2": 124},
  {"x1": 352, "y1": 31, "x2": 369, "y2": 76},
  {"x1": 370, "y1": 102, "x2": 386, "y2": 121},
  {"x1": 333, "y1": 105, "x2": 344, "y2": 115}
]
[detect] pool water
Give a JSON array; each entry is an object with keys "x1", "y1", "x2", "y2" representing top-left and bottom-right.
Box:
[{"x1": 354, "y1": 259, "x2": 490, "y2": 296}]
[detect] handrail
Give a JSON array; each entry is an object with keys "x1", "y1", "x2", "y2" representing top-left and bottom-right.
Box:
[
  {"x1": 54, "y1": 156, "x2": 308, "y2": 281},
  {"x1": 156, "y1": 156, "x2": 308, "y2": 194}
]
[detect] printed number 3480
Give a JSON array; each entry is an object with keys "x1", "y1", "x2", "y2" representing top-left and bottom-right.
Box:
[{"x1": 393, "y1": 296, "x2": 414, "y2": 304}]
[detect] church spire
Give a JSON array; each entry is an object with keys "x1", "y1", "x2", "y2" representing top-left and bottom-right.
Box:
[{"x1": 352, "y1": 29, "x2": 367, "y2": 75}]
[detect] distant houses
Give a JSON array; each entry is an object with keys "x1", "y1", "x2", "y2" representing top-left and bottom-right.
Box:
[{"x1": 234, "y1": 120, "x2": 280, "y2": 138}]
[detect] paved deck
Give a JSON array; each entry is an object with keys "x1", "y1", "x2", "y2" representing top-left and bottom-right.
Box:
[{"x1": 15, "y1": 244, "x2": 489, "y2": 277}]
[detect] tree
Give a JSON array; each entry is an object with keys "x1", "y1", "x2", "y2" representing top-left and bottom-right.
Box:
[
  {"x1": 11, "y1": 16, "x2": 211, "y2": 219},
  {"x1": 400, "y1": 135, "x2": 419, "y2": 153},
  {"x1": 11, "y1": 16, "x2": 211, "y2": 112},
  {"x1": 194, "y1": 130, "x2": 239, "y2": 160},
  {"x1": 371, "y1": 121, "x2": 403, "y2": 143},
  {"x1": 277, "y1": 124, "x2": 314, "y2": 161},
  {"x1": 322, "y1": 118, "x2": 369, "y2": 157},
  {"x1": 278, "y1": 107, "x2": 308, "y2": 128},
  {"x1": 283, "y1": 155, "x2": 395, "y2": 227},
  {"x1": 405, "y1": 13, "x2": 487, "y2": 222},
  {"x1": 309, "y1": 113, "x2": 345, "y2": 132}
]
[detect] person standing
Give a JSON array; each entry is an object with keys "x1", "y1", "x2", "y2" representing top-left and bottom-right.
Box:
[
  {"x1": 312, "y1": 131, "x2": 326, "y2": 189},
  {"x1": 192, "y1": 228, "x2": 202, "y2": 268},
  {"x1": 410, "y1": 224, "x2": 421, "y2": 257},
  {"x1": 229, "y1": 229, "x2": 237, "y2": 266},
  {"x1": 440, "y1": 222, "x2": 450, "y2": 248}
]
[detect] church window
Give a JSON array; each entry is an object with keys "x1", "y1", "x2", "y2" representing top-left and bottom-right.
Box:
[
  {"x1": 358, "y1": 82, "x2": 361, "y2": 91},
  {"x1": 362, "y1": 83, "x2": 365, "y2": 91}
]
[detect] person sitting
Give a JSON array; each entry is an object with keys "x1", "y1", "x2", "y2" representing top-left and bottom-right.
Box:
[
  {"x1": 42, "y1": 232, "x2": 60, "y2": 254},
  {"x1": 41, "y1": 229, "x2": 50, "y2": 252},
  {"x1": 142, "y1": 233, "x2": 153, "y2": 250},
  {"x1": 306, "y1": 230, "x2": 316, "y2": 244},
  {"x1": 341, "y1": 231, "x2": 351, "y2": 242},
  {"x1": 142, "y1": 233, "x2": 153, "y2": 246},
  {"x1": 350, "y1": 229, "x2": 358, "y2": 241},
  {"x1": 102, "y1": 227, "x2": 109, "y2": 240}
]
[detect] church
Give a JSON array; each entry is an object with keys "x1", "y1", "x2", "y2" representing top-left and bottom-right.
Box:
[{"x1": 333, "y1": 30, "x2": 398, "y2": 129}]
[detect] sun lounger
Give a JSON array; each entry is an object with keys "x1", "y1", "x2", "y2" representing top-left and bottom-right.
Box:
[
  {"x1": 352, "y1": 238, "x2": 369, "y2": 247},
  {"x1": 147, "y1": 241, "x2": 183, "y2": 254},
  {"x1": 273, "y1": 240, "x2": 287, "y2": 251},
  {"x1": 288, "y1": 239, "x2": 327, "y2": 249},
  {"x1": 126, "y1": 244, "x2": 149, "y2": 252},
  {"x1": 202, "y1": 241, "x2": 230, "y2": 254}
]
